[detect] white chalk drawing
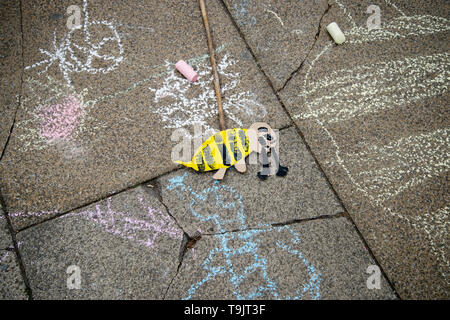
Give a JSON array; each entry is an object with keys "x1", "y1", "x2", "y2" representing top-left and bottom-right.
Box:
[
  {"x1": 347, "y1": 15, "x2": 450, "y2": 44},
  {"x1": 297, "y1": 0, "x2": 450, "y2": 282},
  {"x1": 0, "y1": 251, "x2": 10, "y2": 264},
  {"x1": 25, "y1": 0, "x2": 123, "y2": 87},
  {"x1": 330, "y1": 129, "x2": 449, "y2": 203},
  {"x1": 295, "y1": 53, "x2": 449, "y2": 123},
  {"x1": 265, "y1": 9, "x2": 284, "y2": 27},
  {"x1": 148, "y1": 53, "x2": 267, "y2": 135}
]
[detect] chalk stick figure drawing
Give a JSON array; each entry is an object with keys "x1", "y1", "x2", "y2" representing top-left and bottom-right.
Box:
[
  {"x1": 297, "y1": 0, "x2": 449, "y2": 281},
  {"x1": 25, "y1": 0, "x2": 123, "y2": 87},
  {"x1": 166, "y1": 173, "x2": 321, "y2": 300}
]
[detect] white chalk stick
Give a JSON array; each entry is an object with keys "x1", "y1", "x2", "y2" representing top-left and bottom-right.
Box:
[{"x1": 326, "y1": 22, "x2": 346, "y2": 44}]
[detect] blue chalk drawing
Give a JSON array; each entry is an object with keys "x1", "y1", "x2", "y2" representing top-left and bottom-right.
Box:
[
  {"x1": 233, "y1": 0, "x2": 257, "y2": 26},
  {"x1": 166, "y1": 173, "x2": 322, "y2": 300}
]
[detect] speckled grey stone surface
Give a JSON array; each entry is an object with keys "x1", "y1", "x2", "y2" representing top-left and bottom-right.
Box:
[
  {"x1": 1, "y1": 0, "x2": 448, "y2": 300},
  {"x1": 279, "y1": 0, "x2": 449, "y2": 299},
  {"x1": 16, "y1": 186, "x2": 183, "y2": 299},
  {"x1": 166, "y1": 217, "x2": 396, "y2": 300},
  {"x1": 0, "y1": 0, "x2": 22, "y2": 155},
  {"x1": 0, "y1": 208, "x2": 12, "y2": 249},
  {"x1": 0, "y1": 250, "x2": 28, "y2": 300},
  {"x1": 223, "y1": 0, "x2": 330, "y2": 90},
  {"x1": 159, "y1": 127, "x2": 343, "y2": 236},
  {"x1": 0, "y1": 0, "x2": 290, "y2": 230}
]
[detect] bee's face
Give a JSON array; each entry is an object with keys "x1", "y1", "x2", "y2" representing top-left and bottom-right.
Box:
[
  {"x1": 259, "y1": 131, "x2": 276, "y2": 153},
  {"x1": 248, "y1": 122, "x2": 278, "y2": 154}
]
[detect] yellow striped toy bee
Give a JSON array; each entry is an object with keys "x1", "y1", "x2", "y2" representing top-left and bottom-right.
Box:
[{"x1": 174, "y1": 122, "x2": 288, "y2": 180}]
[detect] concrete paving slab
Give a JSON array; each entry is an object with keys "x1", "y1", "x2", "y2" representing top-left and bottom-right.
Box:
[
  {"x1": 0, "y1": 250, "x2": 28, "y2": 300},
  {"x1": 0, "y1": 0, "x2": 22, "y2": 155},
  {"x1": 16, "y1": 186, "x2": 183, "y2": 299},
  {"x1": 159, "y1": 127, "x2": 343, "y2": 236},
  {"x1": 166, "y1": 217, "x2": 396, "y2": 299},
  {"x1": 0, "y1": 208, "x2": 12, "y2": 249},
  {"x1": 279, "y1": 0, "x2": 449, "y2": 299},
  {"x1": 0, "y1": 0, "x2": 290, "y2": 230},
  {"x1": 223, "y1": 0, "x2": 330, "y2": 90}
]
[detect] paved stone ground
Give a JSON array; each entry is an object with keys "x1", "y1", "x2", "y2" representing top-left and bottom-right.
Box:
[{"x1": 0, "y1": 0, "x2": 448, "y2": 300}]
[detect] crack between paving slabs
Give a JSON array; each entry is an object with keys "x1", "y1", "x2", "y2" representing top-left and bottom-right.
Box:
[
  {"x1": 0, "y1": 0, "x2": 25, "y2": 163},
  {"x1": 0, "y1": 1, "x2": 33, "y2": 300},
  {"x1": 15, "y1": 166, "x2": 187, "y2": 233},
  {"x1": 278, "y1": 0, "x2": 332, "y2": 93},
  {"x1": 202, "y1": 212, "x2": 346, "y2": 236},
  {"x1": 0, "y1": 192, "x2": 33, "y2": 300},
  {"x1": 142, "y1": 178, "x2": 198, "y2": 299}
]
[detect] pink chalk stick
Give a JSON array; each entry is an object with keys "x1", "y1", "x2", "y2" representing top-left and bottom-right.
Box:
[{"x1": 175, "y1": 60, "x2": 198, "y2": 82}]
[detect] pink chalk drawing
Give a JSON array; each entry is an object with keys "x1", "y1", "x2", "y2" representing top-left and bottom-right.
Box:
[
  {"x1": 39, "y1": 95, "x2": 82, "y2": 142},
  {"x1": 8, "y1": 195, "x2": 182, "y2": 250},
  {"x1": 68, "y1": 196, "x2": 182, "y2": 249}
]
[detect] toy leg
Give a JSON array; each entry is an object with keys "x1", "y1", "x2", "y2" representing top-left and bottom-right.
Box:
[
  {"x1": 213, "y1": 168, "x2": 227, "y2": 180},
  {"x1": 234, "y1": 157, "x2": 247, "y2": 173}
]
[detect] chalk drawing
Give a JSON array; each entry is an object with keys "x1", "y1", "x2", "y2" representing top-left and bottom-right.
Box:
[
  {"x1": 346, "y1": 15, "x2": 450, "y2": 44},
  {"x1": 0, "y1": 251, "x2": 10, "y2": 264},
  {"x1": 66, "y1": 196, "x2": 182, "y2": 249},
  {"x1": 295, "y1": 0, "x2": 449, "y2": 281},
  {"x1": 16, "y1": 44, "x2": 253, "y2": 153},
  {"x1": 295, "y1": 53, "x2": 449, "y2": 123},
  {"x1": 233, "y1": 0, "x2": 257, "y2": 26},
  {"x1": 166, "y1": 173, "x2": 321, "y2": 300},
  {"x1": 25, "y1": 0, "x2": 123, "y2": 87},
  {"x1": 8, "y1": 195, "x2": 182, "y2": 250},
  {"x1": 265, "y1": 9, "x2": 284, "y2": 27},
  {"x1": 14, "y1": 75, "x2": 103, "y2": 153},
  {"x1": 328, "y1": 129, "x2": 449, "y2": 203},
  {"x1": 149, "y1": 53, "x2": 267, "y2": 136}
]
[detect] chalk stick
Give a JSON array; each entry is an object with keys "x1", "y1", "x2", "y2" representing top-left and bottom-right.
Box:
[
  {"x1": 326, "y1": 22, "x2": 346, "y2": 44},
  {"x1": 175, "y1": 60, "x2": 198, "y2": 82}
]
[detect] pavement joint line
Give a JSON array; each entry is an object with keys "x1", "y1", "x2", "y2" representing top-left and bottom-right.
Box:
[
  {"x1": 0, "y1": 191, "x2": 33, "y2": 300},
  {"x1": 278, "y1": 0, "x2": 333, "y2": 93},
  {"x1": 340, "y1": 210, "x2": 401, "y2": 298},
  {"x1": 163, "y1": 232, "x2": 191, "y2": 300},
  {"x1": 0, "y1": 0, "x2": 32, "y2": 300},
  {"x1": 13, "y1": 166, "x2": 187, "y2": 233},
  {"x1": 142, "y1": 177, "x2": 187, "y2": 236},
  {"x1": 0, "y1": 0, "x2": 25, "y2": 163},
  {"x1": 201, "y1": 212, "x2": 346, "y2": 236},
  {"x1": 220, "y1": 0, "x2": 401, "y2": 298}
]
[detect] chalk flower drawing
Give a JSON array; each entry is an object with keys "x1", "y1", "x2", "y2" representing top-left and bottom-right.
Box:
[
  {"x1": 14, "y1": 76, "x2": 103, "y2": 154},
  {"x1": 25, "y1": 0, "x2": 123, "y2": 86},
  {"x1": 300, "y1": 0, "x2": 450, "y2": 281},
  {"x1": 149, "y1": 53, "x2": 267, "y2": 135},
  {"x1": 166, "y1": 173, "x2": 321, "y2": 300}
]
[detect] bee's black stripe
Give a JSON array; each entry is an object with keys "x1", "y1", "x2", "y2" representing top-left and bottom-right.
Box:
[
  {"x1": 195, "y1": 151, "x2": 205, "y2": 172},
  {"x1": 202, "y1": 145, "x2": 217, "y2": 170},
  {"x1": 238, "y1": 129, "x2": 249, "y2": 153},
  {"x1": 214, "y1": 132, "x2": 231, "y2": 166}
]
